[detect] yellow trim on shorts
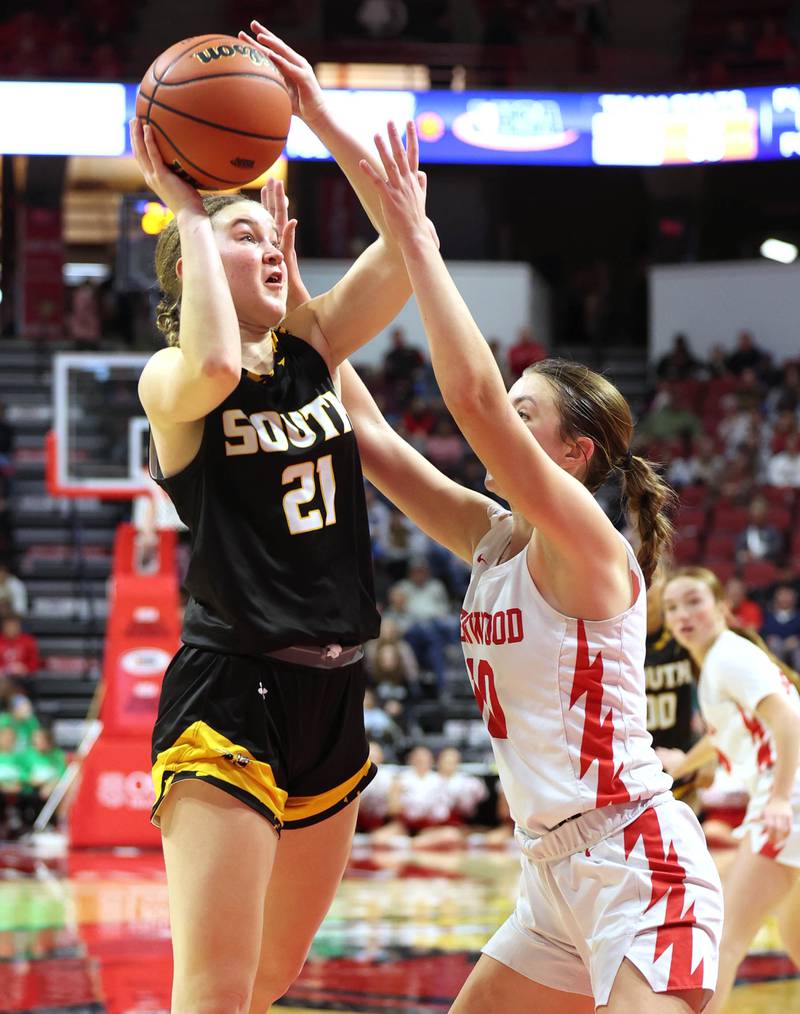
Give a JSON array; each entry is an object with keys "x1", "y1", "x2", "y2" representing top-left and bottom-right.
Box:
[
  {"x1": 150, "y1": 720, "x2": 288, "y2": 828},
  {"x1": 283, "y1": 757, "x2": 373, "y2": 825}
]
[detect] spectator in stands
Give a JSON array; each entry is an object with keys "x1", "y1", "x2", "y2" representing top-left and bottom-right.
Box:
[
  {"x1": 735, "y1": 496, "x2": 784, "y2": 565},
  {"x1": 377, "y1": 510, "x2": 431, "y2": 583},
  {"x1": 689, "y1": 434, "x2": 724, "y2": 487},
  {"x1": 356, "y1": 0, "x2": 409, "y2": 39},
  {"x1": 132, "y1": 467, "x2": 189, "y2": 577},
  {"x1": 760, "y1": 584, "x2": 800, "y2": 670},
  {"x1": 725, "y1": 576, "x2": 763, "y2": 632},
  {"x1": 637, "y1": 383, "x2": 702, "y2": 441},
  {"x1": 0, "y1": 402, "x2": 14, "y2": 468},
  {"x1": 363, "y1": 688, "x2": 404, "y2": 749},
  {"x1": 767, "y1": 431, "x2": 800, "y2": 487},
  {"x1": 718, "y1": 448, "x2": 759, "y2": 506},
  {"x1": 0, "y1": 691, "x2": 39, "y2": 751},
  {"x1": 655, "y1": 333, "x2": 703, "y2": 382},
  {"x1": 0, "y1": 563, "x2": 27, "y2": 618},
  {"x1": 725, "y1": 329, "x2": 770, "y2": 377},
  {"x1": 365, "y1": 617, "x2": 420, "y2": 700},
  {"x1": 389, "y1": 744, "x2": 450, "y2": 831},
  {"x1": 356, "y1": 741, "x2": 395, "y2": 833},
  {"x1": 20, "y1": 724, "x2": 67, "y2": 828},
  {"x1": 0, "y1": 724, "x2": 26, "y2": 838},
  {"x1": 0, "y1": 615, "x2": 41, "y2": 678},
  {"x1": 401, "y1": 395, "x2": 437, "y2": 438},
  {"x1": 382, "y1": 326, "x2": 424, "y2": 387},
  {"x1": 424, "y1": 415, "x2": 465, "y2": 472},
  {"x1": 720, "y1": 18, "x2": 754, "y2": 67},
  {"x1": 389, "y1": 558, "x2": 460, "y2": 692},
  {"x1": 67, "y1": 280, "x2": 102, "y2": 346},
  {"x1": 507, "y1": 326, "x2": 546, "y2": 380},
  {"x1": 769, "y1": 407, "x2": 799, "y2": 453},
  {"x1": 765, "y1": 362, "x2": 800, "y2": 417},
  {"x1": 754, "y1": 17, "x2": 795, "y2": 64},
  {"x1": 437, "y1": 746, "x2": 489, "y2": 825}
]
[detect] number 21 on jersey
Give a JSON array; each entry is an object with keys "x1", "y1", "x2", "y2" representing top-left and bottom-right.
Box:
[
  {"x1": 466, "y1": 657, "x2": 508, "y2": 738},
  {"x1": 282, "y1": 454, "x2": 337, "y2": 535}
]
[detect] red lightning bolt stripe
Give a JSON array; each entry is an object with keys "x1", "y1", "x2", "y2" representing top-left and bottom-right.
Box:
[
  {"x1": 623, "y1": 807, "x2": 705, "y2": 990},
  {"x1": 736, "y1": 704, "x2": 774, "y2": 770},
  {"x1": 569, "y1": 620, "x2": 630, "y2": 807}
]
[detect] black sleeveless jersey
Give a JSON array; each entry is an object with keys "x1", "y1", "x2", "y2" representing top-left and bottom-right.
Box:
[
  {"x1": 644, "y1": 625, "x2": 696, "y2": 751},
  {"x1": 153, "y1": 329, "x2": 380, "y2": 655}
]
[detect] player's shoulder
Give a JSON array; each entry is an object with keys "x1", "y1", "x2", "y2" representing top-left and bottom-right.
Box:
[{"x1": 708, "y1": 629, "x2": 769, "y2": 671}]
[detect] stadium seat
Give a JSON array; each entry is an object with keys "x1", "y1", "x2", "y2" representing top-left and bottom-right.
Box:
[
  {"x1": 673, "y1": 536, "x2": 701, "y2": 564},
  {"x1": 699, "y1": 559, "x2": 737, "y2": 584},
  {"x1": 679, "y1": 484, "x2": 711, "y2": 508},
  {"x1": 704, "y1": 532, "x2": 738, "y2": 557},
  {"x1": 710, "y1": 504, "x2": 750, "y2": 532},
  {"x1": 741, "y1": 560, "x2": 781, "y2": 589}
]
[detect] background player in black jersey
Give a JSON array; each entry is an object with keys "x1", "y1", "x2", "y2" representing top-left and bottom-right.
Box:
[
  {"x1": 132, "y1": 24, "x2": 426, "y2": 1014},
  {"x1": 645, "y1": 574, "x2": 714, "y2": 806}
]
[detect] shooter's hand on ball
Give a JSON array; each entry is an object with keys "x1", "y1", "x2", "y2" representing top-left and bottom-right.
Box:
[
  {"x1": 238, "y1": 22, "x2": 325, "y2": 126},
  {"x1": 129, "y1": 118, "x2": 204, "y2": 217},
  {"x1": 262, "y1": 178, "x2": 309, "y2": 311}
]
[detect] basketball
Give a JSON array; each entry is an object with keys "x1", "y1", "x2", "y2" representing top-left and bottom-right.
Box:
[{"x1": 135, "y1": 34, "x2": 292, "y2": 191}]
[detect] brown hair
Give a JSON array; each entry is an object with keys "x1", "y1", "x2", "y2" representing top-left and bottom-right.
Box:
[
  {"x1": 666, "y1": 565, "x2": 800, "y2": 690},
  {"x1": 153, "y1": 194, "x2": 255, "y2": 347},
  {"x1": 526, "y1": 358, "x2": 675, "y2": 586}
]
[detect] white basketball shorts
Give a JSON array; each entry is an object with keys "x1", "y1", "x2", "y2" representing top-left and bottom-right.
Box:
[{"x1": 483, "y1": 793, "x2": 723, "y2": 1008}]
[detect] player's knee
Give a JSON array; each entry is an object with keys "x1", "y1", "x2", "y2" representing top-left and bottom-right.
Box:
[
  {"x1": 251, "y1": 955, "x2": 306, "y2": 1007},
  {"x1": 173, "y1": 969, "x2": 253, "y2": 1014}
]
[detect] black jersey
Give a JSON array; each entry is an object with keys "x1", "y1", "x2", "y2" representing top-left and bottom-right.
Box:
[
  {"x1": 644, "y1": 625, "x2": 695, "y2": 751},
  {"x1": 153, "y1": 329, "x2": 380, "y2": 655}
]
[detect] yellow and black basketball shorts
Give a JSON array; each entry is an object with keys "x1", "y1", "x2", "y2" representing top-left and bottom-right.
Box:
[{"x1": 150, "y1": 645, "x2": 375, "y2": 833}]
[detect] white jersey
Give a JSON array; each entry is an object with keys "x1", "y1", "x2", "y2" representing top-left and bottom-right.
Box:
[
  {"x1": 395, "y1": 769, "x2": 451, "y2": 825},
  {"x1": 699, "y1": 629, "x2": 800, "y2": 801},
  {"x1": 461, "y1": 504, "x2": 671, "y2": 836}
]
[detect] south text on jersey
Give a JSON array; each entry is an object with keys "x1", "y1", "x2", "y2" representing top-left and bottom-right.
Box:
[{"x1": 222, "y1": 390, "x2": 352, "y2": 457}]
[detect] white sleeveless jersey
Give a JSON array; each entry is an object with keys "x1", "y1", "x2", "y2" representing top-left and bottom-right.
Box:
[
  {"x1": 699, "y1": 629, "x2": 800, "y2": 798},
  {"x1": 461, "y1": 504, "x2": 671, "y2": 836}
]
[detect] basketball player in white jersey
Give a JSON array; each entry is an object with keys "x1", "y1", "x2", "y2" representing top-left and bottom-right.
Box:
[
  {"x1": 331, "y1": 124, "x2": 724, "y2": 1012},
  {"x1": 661, "y1": 567, "x2": 800, "y2": 1013}
]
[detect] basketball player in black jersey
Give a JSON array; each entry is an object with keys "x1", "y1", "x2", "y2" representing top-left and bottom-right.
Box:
[
  {"x1": 645, "y1": 575, "x2": 711, "y2": 806},
  {"x1": 131, "y1": 25, "x2": 425, "y2": 1014}
]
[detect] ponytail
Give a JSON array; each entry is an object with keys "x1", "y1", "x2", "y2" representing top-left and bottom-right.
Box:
[{"x1": 622, "y1": 454, "x2": 677, "y2": 587}]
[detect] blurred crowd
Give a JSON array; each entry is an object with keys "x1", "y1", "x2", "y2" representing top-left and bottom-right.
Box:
[{"x1": 2, "y1": 0, "x2": 799, "y2": 87}]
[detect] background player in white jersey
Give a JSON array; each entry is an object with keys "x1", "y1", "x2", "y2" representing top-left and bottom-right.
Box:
[
  {"x1": 661, "y1": 567, "x2": 800, "y2": 1013},
  {"x1": 335, "y1": 123, "x2": 723, "y2": 1012}
]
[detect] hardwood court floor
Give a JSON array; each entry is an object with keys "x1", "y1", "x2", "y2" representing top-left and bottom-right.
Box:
[{"x1": 0, "y1": 836, "x2": 797, "y2": 1013}]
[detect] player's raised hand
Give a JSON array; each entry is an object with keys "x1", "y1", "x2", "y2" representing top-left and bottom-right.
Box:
[
  {"x1": 360, "y1": 121, "x2": 433, "y2": 249},
  {"x1": 262, "y1": 178, "x2": 309, "y2": 310},
  {"x1": 238, "y1": 22, "x2": 325, "y2": 125},
  {"x1": 130, "y1": 119, "x2": 204, "y2": 217}
]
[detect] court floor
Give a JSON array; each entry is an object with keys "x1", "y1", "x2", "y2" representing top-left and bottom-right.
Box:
[{"x1": 0, "y1": 836, "x2": 797, "y2": 1013}]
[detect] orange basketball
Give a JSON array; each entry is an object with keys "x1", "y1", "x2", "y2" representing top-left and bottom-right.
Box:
[{"x1": 135, "y1": 34, "x2": 292, "y2": 191}]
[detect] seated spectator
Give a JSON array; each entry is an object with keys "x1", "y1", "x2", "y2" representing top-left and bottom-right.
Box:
[
  {"x1": 760, "y1": 584, "x2": 800, "y2": 669},
  {"x1": 754, "y1": 17, "x2": 795, "y2": 63},
  {"x1": 725, "y1": 329, "x2": 770, "y2": 377},
  {"x1": 725, "y1": 576, "x2": 763, "y2": 632},
  {"x1": 0, "y1": 690, "x2": 39, "y2": 752},
  {"x1": 424, "y1": 416, "x2": 465, "y2": 472},
  {"x1": 390, "y1": 745, "x2": 450, "y2": 831},
  {"x1": 0, "y1": 615, "x2": 41, "y2": 678},
  {"x1": 382, "y1": 326, "x2": 424, "y2": 389},
  {"x1": 638, "y1": 384, "x2": 702, "y2": 441},
  {"x1": 765, "y1": 361, "x2": 800, "y2": 417},
  {"x1": 0, "y1": 402, "x2": 15, "y2": 469},
  {"x1": 507, "y1": 326, "x2": 546, "y2": 380},
  {"x1": 390, "y1": 559, "x2": 460, "y2": 692},
  {"x1": 20, "y1": 725, "x2": 67, "y2": 828},
  {"x1": 767, "y1": 431, "x2": 800, "y2": 487},
  {"x1": 735, "y1": 496, "x2": 784, "y2": 564},
  {"x1": 437, "y1": 746, "x2": 488, "y2": 824},
  {"x1": 401, "y1": 396, "x2": 438, "y2": 437},
  {"x1": 365, "y1": 618, "x2": 420, "y2": 700},
  {"x1": 718, "y1": 448, "x2": 758, "y2": 506},
  {"x1": 689, "y1": 435, "x2": 724, "y2": 487},
  {"x1": 768, "y1": 407, "x2": 799, "y2": 453},
  {"x1": 376, "y1": 510, "x2": 431, "y2": 584},
  {"x1": 656, "y1": 333, "x2": 703, "y2": 382},
  {"x1": 132, "y1": 467, "x2": 188, "y2": 575},
  {"x1": 0, "y1": 723, "x2": 26, "y2": 837},
  {"x1": 363, "y1": 688, "x2": 404, "y2": 749},
  {"x1": 720, "y1": 18, "x2": 754, "y2": 67},
  {"x1": 0, "y1": 562, "x2": 27, "y2": 618},
  {"x1": 356, "y1": 741, "x2": 396, "y2": 834}
]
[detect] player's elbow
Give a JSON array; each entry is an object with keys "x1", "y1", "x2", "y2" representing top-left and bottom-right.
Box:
[{"x1": 200, "y1": 354, "x2": 240, "y2": 384}]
